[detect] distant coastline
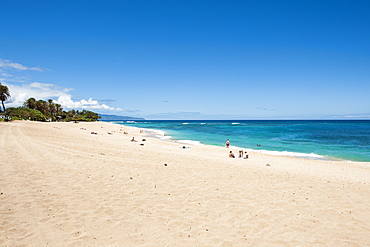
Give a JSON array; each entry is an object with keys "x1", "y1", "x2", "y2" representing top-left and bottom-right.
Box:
[{"x1": 99, "y1": 114, "x2": 145, "y2": 121}]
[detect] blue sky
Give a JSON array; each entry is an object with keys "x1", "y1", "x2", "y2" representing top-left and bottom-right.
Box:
[{"x1": 1, "y1": 0, "x2": 369, "y2": 119}]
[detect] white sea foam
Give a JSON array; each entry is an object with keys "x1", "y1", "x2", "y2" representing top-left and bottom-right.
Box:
[
  {"x1": 201, "y1": 123, "x2": 207, "y2": 125},
  {"x1": 257, "y1": 150, "x2": 325, "y2": 160},
  {"x1": 228, "y1": 145, "x2": 254, "y2": 152},
  {"x1": 231, "y1": 122, "x2": 240, "y2": 125},
  {"x1": 177, "y1": 140, "x2": 203, "y2": 145},
  {"x1": 228, "y1": 145, "x2": 325, "y2": 160},
  {"x1": 183, "y1": 123, "x2": 189, "y2": 125},
  {"x1": 145, "y1": 129, "x2": 172, "y2": 140}
]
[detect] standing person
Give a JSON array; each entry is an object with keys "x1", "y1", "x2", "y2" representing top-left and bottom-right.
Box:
[{"x1": 226, "y1": 139, "x2": 230, "y2": 148}]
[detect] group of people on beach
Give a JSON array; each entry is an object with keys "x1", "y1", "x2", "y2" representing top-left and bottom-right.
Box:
[
  {"x1": 229, "y1": 150, "x2": 249, "y2": 159},
  {"x1": 226, "y1": 139, "x2": 249, "y2": 159}
]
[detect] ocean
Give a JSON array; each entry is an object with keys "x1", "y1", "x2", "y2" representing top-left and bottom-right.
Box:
[{"x1": 112, "y1": 120, "x2": 370, "y2": 162}]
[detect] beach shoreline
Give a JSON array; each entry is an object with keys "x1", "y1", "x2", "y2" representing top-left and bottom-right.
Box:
[
  {"x1": 140, "y1": 126, "x2": 345, "y2": 162},
  {"x1": 111, "y1": 119, "x2": 370, "y2": 163},
  {"x1": 1, "y1": 120, "x2": 369, "y2": 246}
]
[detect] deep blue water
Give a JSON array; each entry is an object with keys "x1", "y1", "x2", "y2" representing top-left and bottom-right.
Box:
[{"x1": 112, "y1": 120, "x2": 370, "y2": 162}]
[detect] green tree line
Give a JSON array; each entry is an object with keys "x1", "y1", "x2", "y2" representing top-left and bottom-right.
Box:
[
  {"x1": 0, "y1": 87, "x2": 100, "y2": 122},
  {"x1": 0, "y1": 83, "x2": 100, "y2": 122},
  {"x1": 5, "y1": 98, "x2": 100, "y2": 122}
]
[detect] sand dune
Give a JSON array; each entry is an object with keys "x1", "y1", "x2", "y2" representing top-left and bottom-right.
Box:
[{"x1": 1, "y1": 121, "x2": 369, "y2": 246}]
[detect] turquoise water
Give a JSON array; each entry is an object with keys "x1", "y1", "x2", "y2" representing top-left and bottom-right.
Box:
[{"x1": 112, "y1": 120, "x2": 370, "y2": 162}]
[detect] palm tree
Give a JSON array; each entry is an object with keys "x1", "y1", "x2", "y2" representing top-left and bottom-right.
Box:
[
  {"x1": 55, "y1": 103, "x2": 62, "y2": 115},
  {"x1": 24, "y1": 97, "x2": 37, "y2": 109},
  {"x1": 55, "y1": 103, "x2": 63, "y2": 121},
  {"x1": 47, "y1": 99, "x2": 56, "y2": 119},
  {"x1": 0, "y1": 83, "x2": 11, "y2": 112},
  {"x1": 35, "y1": 100, "x2": 48, "y2": 115}
]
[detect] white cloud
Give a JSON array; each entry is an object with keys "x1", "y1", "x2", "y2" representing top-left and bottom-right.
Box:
[
  {"x1": 0, "y1": 59, "x2": 44, "y2": 71},
  {"x1": 4, "y1": 82, "x2": 122, "y2": 111},
  {"x1": 56, "y1": 95, "x2": 122, "y2": 111},
  {"x1": 1, "y1": 58, "x2": 123, "y2": 112},
  {"x1": 5, "y1": 82, "x2": 70, "y2": 107}
]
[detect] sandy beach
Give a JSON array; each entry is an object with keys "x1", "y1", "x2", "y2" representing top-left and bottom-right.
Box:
[{"x1": 1, "y1": 120, "x2": 369, "y2": 246}]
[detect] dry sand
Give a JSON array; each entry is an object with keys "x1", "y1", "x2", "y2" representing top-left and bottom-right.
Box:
[{"x1": 1, "y1": 120, "x2": 369, "y2": 246}]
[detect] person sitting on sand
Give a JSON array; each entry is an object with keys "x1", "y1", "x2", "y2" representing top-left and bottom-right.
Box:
[
  {"x1": 229, "y1": 151, "x2": 235, "y2": 158},
  {"x1": 131, "y1": 137, "x2": 138, "y2": 142},
  {"x1": 239, "y1": 150, "x2": 243, "y2": 158},
  {"x1": 244, "y1": 152, "x2": 249, "y2": 159}
]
